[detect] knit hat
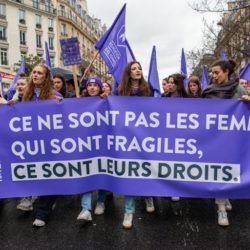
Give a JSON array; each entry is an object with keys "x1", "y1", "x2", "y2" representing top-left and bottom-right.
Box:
[{"x1": 86, "y1": 76, "x2": 102, "y2": 89}]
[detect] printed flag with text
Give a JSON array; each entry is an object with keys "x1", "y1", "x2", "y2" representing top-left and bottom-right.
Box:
[{"x1": 95, "y1": 4, "x2": 135, "y2": 94}]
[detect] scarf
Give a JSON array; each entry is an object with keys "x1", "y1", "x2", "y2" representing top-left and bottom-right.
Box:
[{"x1": 202, "y1": 79, "x2": 239, "y2": 99}]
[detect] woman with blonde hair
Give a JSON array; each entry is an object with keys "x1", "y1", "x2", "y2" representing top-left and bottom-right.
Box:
[{"x1": 23, "y1": 63, "x2": 62, "y2": 227}]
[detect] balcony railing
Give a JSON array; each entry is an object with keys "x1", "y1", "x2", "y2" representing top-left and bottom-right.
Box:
[
  {"x1": 1, "y1": 60, "x2": 8, "y2": 65},
  {"x1": 57, "y1": 9, "x2": 103, "y2": 40},
  {"x1": 10, "y1": 0, "x2": 56, "y2": 15},
  {"x1": 0, "y1": 36, "x2": 7, "y2": 41},
  {"x1": 19, "y1": 19, "x2": 26, "y2": 24},
  {"x1": 36, "y1": 23, "x2": 42, "y2": 29},
  {"x1": 0, "y1": 14, "x2": 6, "y2": 20}
]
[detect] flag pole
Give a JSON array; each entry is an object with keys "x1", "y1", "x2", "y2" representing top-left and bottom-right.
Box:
[
  {"x1": 72, "y1": 65, "x2": 80, "y2": 98},
  {"x1": 80, "y1": 51, "x2": 99, "y2": 83}
]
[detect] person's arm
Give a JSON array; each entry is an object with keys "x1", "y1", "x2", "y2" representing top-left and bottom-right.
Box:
[
  {"x1": 241, "y1": 95, "x2": 250, "y2": 102},
  {"x1": 0, "y1": 97, "x2": 7, "y2": 104}
]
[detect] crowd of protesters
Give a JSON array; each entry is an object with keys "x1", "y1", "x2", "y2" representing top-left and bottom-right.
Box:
[{"x1": 0, "y1": 58, "x2": 250, "y2": 230}]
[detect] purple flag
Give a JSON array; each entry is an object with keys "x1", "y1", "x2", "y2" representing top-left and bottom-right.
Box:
[
  {"x1": 201, "y1": 66, "x2": 209, "y2": 89},
  {"x1": 95, "y1": 4, "x2": 135, "y2": 94},
  {"x1": 125, "y1": 39, "x2": 136, "y2": 64},
  {"x1": 181, "y1": 48, "x2": 188, "y2": 88},
  {"x1": 148, "y1": 46, "x2": 161, "y2": 97},
  {"x1": 240, "y1": 60, "x2": 250, "y2": 82},
  {"x1": 45, "y1": 41, "x2": 52, "y2": 69},
  {"x1": 6, "y1": 57, "x2": 26, "y2": 101},
  {"x1": 220, "y1": 51, "x2": 227, "y2": 60},
  {"x1": 0, "y1": 73, "x2": 4, "y2": 98},
  {"x1": 111, "y1": 39, "x2": 136, "y2": 95}
]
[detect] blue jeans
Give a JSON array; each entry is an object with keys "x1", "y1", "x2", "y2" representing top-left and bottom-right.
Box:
[
  {"x1": 81, "y1": 190, "x2": 107, "y2": 210},
  {"x1": 125, "y1": 196, "x2": 135, "y2": 214}
]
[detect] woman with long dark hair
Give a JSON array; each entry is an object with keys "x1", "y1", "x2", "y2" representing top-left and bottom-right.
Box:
[
  {"x1": 202, "y1": 59, "x2": 249, "y2": 227},
  {"x1": 118, "y1": 61, "x2": 155, "y2": 229},
  {"x1": 165, "y1": 73, "x2": 187, "y2": 201},
  {"x1": 187, "y1": 76, "x2": 202, "y2": 98},
  {"x1": 167, "y1": 73, "x2": 188, "y2": 98},
  {"x1": 161, "y1": 77, "x2": 170, "y2": 97},
  {"x1": 53, "y1": 74, "x2": 68, "y2": 98}
]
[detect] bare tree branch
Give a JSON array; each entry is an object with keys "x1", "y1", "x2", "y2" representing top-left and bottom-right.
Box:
[{"x1": 188, "y1": 0, "x2": 250, "y2": 13}]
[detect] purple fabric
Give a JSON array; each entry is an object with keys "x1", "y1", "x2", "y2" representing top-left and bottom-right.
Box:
[
  {"x1": 30, "y1": 89, "x2": 62, "y2": 101},
  {"x1": 0, "y1": 97, "x2": 250, "y2": 198},
  {"x1": 60, "y1": 37, "x2": 81, "y2": 66},
  {"x1": 148, "y1": 46, "x2": 161, "y2": 97}
]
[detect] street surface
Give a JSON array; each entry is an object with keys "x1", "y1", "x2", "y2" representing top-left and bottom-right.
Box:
[{"x1": 0, "y1": 195, "x2": 249, "y2": 249}]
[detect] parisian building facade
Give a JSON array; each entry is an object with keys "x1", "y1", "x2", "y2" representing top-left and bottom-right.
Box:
[
  {"x1": 0, "y1": 0, "x2": 107, "y2": 86},
  {"x1": 214, "y1": 0, "x2": 250, "y2": 73}
]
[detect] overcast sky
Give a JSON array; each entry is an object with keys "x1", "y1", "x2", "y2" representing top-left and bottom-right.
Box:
[{"x1": 87, "y1": 0, "x2": 220, "y2": 81}]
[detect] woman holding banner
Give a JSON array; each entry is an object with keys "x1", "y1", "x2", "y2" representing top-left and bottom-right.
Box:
[
  {"x1": 9, "y1": 74, "x2": 38, "y2": 212},
  {"x1": 165, "y1": 73, "x2": 188, "y2": 202},
  {"x1": 77, "y1": 76, "x2": 108, "y2": 222},
  {"x1": 166, "y1": 73, "x2": 188, "y2": 98},
  {"x1": 202, "y1": 59, "x2": 249, "y2": 226},
  {"x1": 23, "y1": 63, "x2": 62, "y2": 227},
  {"x1": 102, "y1": 81, "x2": 112, "y2": 96},
  {"x1": 118, "y1": 61, "x2": 155, "y2": 229},
  {"x1": 161, "y1": 77, "x2": 170, "y2": 97},
  {"x1": 187, "y1": 76, "x2": 202, "y2": 98}
]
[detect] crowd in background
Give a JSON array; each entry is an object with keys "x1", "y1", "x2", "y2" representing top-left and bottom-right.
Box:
[{"x1": 0, "y1": 58, "x2": 250, "y2": 229}]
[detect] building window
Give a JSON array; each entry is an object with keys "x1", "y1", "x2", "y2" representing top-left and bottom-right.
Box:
[
  {"x1": 20, "y1": 51, "x2": 27, "y2": 59},
  {"x1": 0, "y1": 48, "x2": 8, "y2": 65},
  {"x1": 50, "y1": 56, "x2": 55, "y2": 67},
  {"x1": 36, "y1": 34, "x2": 42, "y2": 48},
  {"x1": 33, "y1": 0, "x2": 40, "y2": 9},
  {"x1": 19, "y1": 9, "x2": 25, "y2": 24},
  {"x1": 0, "y1": 26, "x2": 6, "y2": 41},
  {"x1": 59, "y1": 5, "x2": 65, "y2": 16},
  {"x1": 61, "y1": 23, "x2": 67, "y2": 36},
  {"x1": 48, "y1": 18, "x2": 53, "y2": 28},
  {"x1": 0, "y1": 4, "x2": 6, "y2": 19},
  {"x1": 20, "y1": 30, "x2": 26, "y2": 45},
  {"x1": 48, "y1": 18, "x2": 54, "y2": 32},
  {"x1": 48, "y1": 37, "x2": 54, "y2": 50},
  {"x1": 35, "y1": 15, "x2": 42, "y2": 29},
  {"x1": 45, "y1": 0, "x2": 52, "y2": 12}
]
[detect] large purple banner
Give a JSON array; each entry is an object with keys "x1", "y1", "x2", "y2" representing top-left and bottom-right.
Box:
[{"x1": 0, "y1": 97, "x2": 249, "y2": 198}]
